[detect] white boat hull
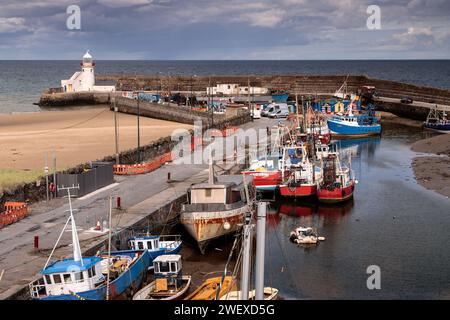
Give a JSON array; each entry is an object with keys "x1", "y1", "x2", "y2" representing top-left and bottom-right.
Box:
[{"x1": 133, "y1": 276, "x2": 191, "y2": 300}]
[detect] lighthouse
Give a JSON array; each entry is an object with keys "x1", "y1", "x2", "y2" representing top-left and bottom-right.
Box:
[
  {"x1": 61, "y1": 51, "x2": 114, "y2": 93},
  {"x1": 79, "y1": 50, "x2": 95, "y2": 91}
]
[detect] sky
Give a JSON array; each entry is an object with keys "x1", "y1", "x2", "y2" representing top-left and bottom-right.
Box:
[{"x1": 0, "y1": 0, "x2": 449, "y2": 60}]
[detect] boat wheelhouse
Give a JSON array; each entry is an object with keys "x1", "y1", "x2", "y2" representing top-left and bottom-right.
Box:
[
  {"x1": 133, "y1": 254, "x2": 191, "y2": 300},
  {"x1": 279, "y1": 145, "x2": 318, "y2": 198},
  {"x1": 317, "y1": 152, "x2": 356, "y2": 203},
  {"x1": 128, "y1": 234, "x2": 182, "y2": 268}
]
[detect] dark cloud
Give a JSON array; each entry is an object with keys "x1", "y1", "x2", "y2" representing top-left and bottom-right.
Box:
[{"x1": 0, "y1": 0, "x2": 449, "y2": 59}]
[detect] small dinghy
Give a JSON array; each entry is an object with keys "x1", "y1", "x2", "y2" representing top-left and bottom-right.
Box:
[
  {"x1": 290, "y1": 227, "x2": 325, "y2": 244},
  {"x1": 220, "y1": 287, "x2": 279, "y2": 300},
  {"x1": 133, "y1": 255, "x2": 191, "y2": 300}
]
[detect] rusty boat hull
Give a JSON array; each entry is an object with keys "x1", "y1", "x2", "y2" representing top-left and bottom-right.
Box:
[{"x1": 180, "y1": 205, "x2": 248, "y2": 253}]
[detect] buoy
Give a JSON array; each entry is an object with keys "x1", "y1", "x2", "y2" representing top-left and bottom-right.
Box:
[
  {"x1": 94, "y1": 220, "x2": 101, "y2": 231},
  {"x1": 318, "y1": 236, "x2": 326, "y2": 241}
]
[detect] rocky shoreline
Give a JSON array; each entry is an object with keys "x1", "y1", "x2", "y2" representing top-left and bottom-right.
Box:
[{"x1": 411, "y1": 133, "x2": 450, "y2": 198}]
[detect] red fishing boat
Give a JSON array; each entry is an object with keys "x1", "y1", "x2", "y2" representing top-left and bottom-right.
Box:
[
  {"x1": 279, "y1": 145, "x2": 319, "y2": 198},
  {"x1": 242, "y1": 156, "x2": 283, "y2": 192},
  {"x1": 317, "y1": 153, "x2": 356, "y2": 203}
]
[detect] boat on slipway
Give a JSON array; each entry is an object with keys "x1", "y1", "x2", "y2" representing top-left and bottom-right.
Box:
[
  {"x1": 180, "y1": 163, "x2": 254, "y2": 254},
  {"x1": 423, "y1": 107, "x2": 450, "y2": 133}
]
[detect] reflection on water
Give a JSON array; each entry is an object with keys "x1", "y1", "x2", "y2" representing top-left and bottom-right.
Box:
[{"x1": 264, "y1": 127, "x2": 450, "y2": 299}]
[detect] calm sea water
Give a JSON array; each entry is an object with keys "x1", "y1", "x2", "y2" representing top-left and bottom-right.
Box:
[{"x1": 1, "y1": 60, "x2": 450, "y2": 114}]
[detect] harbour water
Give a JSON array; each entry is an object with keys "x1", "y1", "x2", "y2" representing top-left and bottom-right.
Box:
[
  {"x1": 259, "y1": 125, "x2": 450, "y2": 299},
  {"x1": 1, "y1": 60, "x2": 450, "y2": 114},
  {"x1": 174, "y1": 124, "x2": 450, "y2": 300}
]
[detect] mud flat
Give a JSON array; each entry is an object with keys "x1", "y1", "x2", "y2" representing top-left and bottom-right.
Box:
[{"x1": 411, "y1": 133, "x2": 450, "y2": 198}]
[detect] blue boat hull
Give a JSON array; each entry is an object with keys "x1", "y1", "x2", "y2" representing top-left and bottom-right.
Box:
[
  {"x1": 34, "y1": 250, "x2": 150, "y2": 300},
  {"x1": 327, "y1": 119, "x2": 381, "y2": 137},
  {"x1": 423, "y1": 122, "x2": 450, "y2": 132}
]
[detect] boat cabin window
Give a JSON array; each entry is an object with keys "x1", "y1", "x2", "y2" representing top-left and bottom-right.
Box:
[
  {"x1": 170, "y1": 262, "x2": 178, "y2": 272},
  {"x1": 155, "y1": 239, "x2": 159, "y2": 249},
  {"x1": 205, "y1": 189, "x2": 212, "y2": 197},
  {"x1": 74, "y1": 272, "x2": 84, "y2": 282},
  {"x1": 88, "y1": 266, "x2": 96, "y2": 278},
  {"x1": 159, "y1": 261, "x2": 170, "y2": 273},
  {"x1": 45, "y1": 275, "x2": 52, "y2": 284},
  {"x1": 53, "y1": 274, "x2": 62, "y2": 284},
  {"x1": 147, "y1": 241, "x2": 153, "y2": 250},
  {"x1": 138, "y1": 241, "x2": 144, "y2": 250},
  {"x1": 63, "y1": 273, "x2": 72, "y2": 284}
]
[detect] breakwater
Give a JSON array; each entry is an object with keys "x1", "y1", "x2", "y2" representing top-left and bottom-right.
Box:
[
  {"x1": 40, "y1": 74, "x2": 450, "y2": 121},
  {"x1": 101, "y1": 74, "x2": 450, "y2": 105},
  {"x1": 39, "y1": 91, "x2": 111, "y2": 107},
  {"x1": 113, "y1": 96, "x2": 251, "y2": 127}
]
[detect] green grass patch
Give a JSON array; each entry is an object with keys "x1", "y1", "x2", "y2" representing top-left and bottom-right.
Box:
[{"x1": 0, "y1": 169, "x2": 46, "y2": 193}]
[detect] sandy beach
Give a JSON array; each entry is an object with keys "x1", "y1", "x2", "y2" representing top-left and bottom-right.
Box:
[
  {"x1": 0, "y1": 107, "x2": 191, "y2": 190},
  {"x1": 411, "y1": 133, "x2": 450, "y2": 198}
]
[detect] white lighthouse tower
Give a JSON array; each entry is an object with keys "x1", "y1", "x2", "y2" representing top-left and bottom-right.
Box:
[
  {"x1": 61, "y1": 50, "x2": 95, "y2": 92},
  {"x1": 61, "y1": 51, "x2": 115, "y2": 93},
  {"x1": 80, "y1": 50, "x2": 95, "y2": 91}
]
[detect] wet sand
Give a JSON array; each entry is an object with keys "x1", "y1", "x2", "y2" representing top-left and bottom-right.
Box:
[
  {"x1": 0, "y1": 107, "x2": 192, "y2": 171},
  {"x1": 411, "y1": 133, "x2": 450, "y2": 198}
]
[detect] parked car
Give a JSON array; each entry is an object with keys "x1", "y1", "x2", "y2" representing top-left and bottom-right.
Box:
[{"x1": 401, "y1": 97, "x2": 413, "y2": 104}]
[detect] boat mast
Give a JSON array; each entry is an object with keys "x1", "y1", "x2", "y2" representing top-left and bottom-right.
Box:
[
  {"x1": 67, "y1": 187, "x2": 83, "y2": 263},
  {"x1": 106, "y1": 195, "x2": 113, "y2": 300},
  {"x1": 255, "y1": 202, "x2": 267, "y2": 300}
]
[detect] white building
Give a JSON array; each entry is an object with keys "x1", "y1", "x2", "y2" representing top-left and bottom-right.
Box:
[
  {"x1": 206, "y1": 83, "x2": 268, "y2": 96},
  {"x1": 61, "y1": 51, "x2": 115, "y2": 93}
]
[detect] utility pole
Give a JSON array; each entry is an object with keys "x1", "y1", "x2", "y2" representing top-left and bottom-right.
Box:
[
  {"x1": 52, "y1": 150, "x2": 56, "y2": 198},
  {"x1": 135, "y1": 74, "x2": 141, "y2": 164},
  {"x1": 255, "y1": 202, "x2": 267, "y2": 300},
  {"x1": 45, "y1": 153, "x2": 49, "y2": 203},
  {"x1": 113, "y1": 94, "x2": 119, "y2": 164},
  {"x1": 106, "y1": 195, "x2": 113, "y2": 300}
]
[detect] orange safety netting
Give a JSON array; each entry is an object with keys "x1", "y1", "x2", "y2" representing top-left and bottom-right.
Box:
[{"x1": 0, "y1": 202, "x2": 28, "y2": 228}]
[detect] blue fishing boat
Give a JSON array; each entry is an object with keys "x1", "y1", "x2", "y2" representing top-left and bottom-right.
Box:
[
  {"x1": 28, "y1": 187, "x2": 150, "y2": 300},
  {"x1": 423, "y1": 107, "x2": 450, "y2": 133},
  {"x1": 272, "y1": 92, "x2": 289, "y2": 103},
  {"x1": 128, "y1": 234, "x2": 182, "y2": 268},
  {"x1": 327, "y1": 106, "x2": 381, "y2": 138}
]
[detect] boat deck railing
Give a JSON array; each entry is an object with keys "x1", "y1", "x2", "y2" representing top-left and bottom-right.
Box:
[{"x1": 183, "y1": 201, "x2": 246, "y2": 213}]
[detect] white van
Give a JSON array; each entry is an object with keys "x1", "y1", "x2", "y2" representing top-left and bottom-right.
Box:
[
  {"x1": 267, "y1": 103, "x2": 289, "y2": 118},
  {"x1": 252, "y1": 105, "x2": 261, "y2": 119}
]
